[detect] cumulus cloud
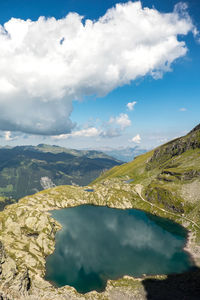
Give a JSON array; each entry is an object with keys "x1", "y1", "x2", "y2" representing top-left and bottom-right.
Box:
[
  {"x1": 54, "y1": 112, "x2": 131, "y2": 140},
  {"x1": 109, "y1": 113, "x2": 131, "y2": 130},
  {"x1": 100, "y1": 127, "x2": 121, "y2": 138},
  {"x1": 3, "y1": 131, "x2": 20, "y2": 141},
  {"x1": 53, "y1": 127, "x2": 100, "y2": 139},
  {"x1": 131, "y1": 134, "x2": 141, "y2": 144},
  {"x1": 53, "y1": 123, "x2": 123, "y2": 140},
  {"x1": 127, "y1": 101, "x2": 137, "y2": 111},
  {"x1": 4, "y1": 131, "x2": 15, "y2": 141},
  {"x1": 0, "y1": 1, "x2": 196, "y2": 135}
]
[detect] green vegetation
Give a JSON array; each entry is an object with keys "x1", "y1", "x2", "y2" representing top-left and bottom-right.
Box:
[
  {"x1": 93, "y1": 150, "x2": 154, "y2": 183},
  {"x1": 0, "y1": 125, "x2": 200, "y2": 299},
  {"x1": 0, "y1": 196, "x2": 16, "y2": 211},
  {"x1": 0, "y1": 144, "x2": 121, "y2": 200},
  {"x1": 93, "y1": 124, "x2": 200, "y2": 227}
]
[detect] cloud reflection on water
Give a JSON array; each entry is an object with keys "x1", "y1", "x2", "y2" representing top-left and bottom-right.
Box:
[{"x1": 45, "y1": 205, "x2": 192, "y2": 293}]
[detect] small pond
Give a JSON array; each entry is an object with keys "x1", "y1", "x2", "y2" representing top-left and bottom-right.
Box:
[
  {"x1": 45, "y1": 205, "x2": 193, "y2": 294},
  {"x1": 124, "y1": 179, "x2": 134, "y2": 183}
]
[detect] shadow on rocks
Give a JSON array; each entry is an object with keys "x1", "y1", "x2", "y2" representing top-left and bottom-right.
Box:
[{"x1": 142, "y1": 267, "x2": 200, "y2": 300}]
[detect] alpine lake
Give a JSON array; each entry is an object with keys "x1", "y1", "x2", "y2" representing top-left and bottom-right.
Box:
[{"x1": 45, "y1": 204, "x2": 194, "y2": 294}]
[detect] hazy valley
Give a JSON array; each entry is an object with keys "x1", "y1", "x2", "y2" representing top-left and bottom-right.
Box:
[{"x1": 0, "y1": 144, "x2": 121, "y2": 202}]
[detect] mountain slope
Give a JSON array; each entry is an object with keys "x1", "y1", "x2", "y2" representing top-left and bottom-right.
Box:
[
  {"x1": 0, "y1": 125, "x2": 200, "y2": 300},
  {"x1": 0, "y1": 144, "x2": 122, "y2": 200},
  {"x1": 93, "y1": 124, "x2": 200, "y2": 224}
]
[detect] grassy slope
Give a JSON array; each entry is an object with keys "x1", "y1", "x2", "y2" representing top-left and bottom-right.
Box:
[
  {"x1": 0, "y1": 126, "x2": 200, "y2": 299},
  {"x1": 93, "y1": 127, "x2": 200, "y2": 225},
  {"x1": 93, "y1": 150, "x2": 154, "y2": 183}
]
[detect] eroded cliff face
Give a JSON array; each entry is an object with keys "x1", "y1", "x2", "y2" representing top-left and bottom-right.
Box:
[{"x1": 0, "y1": 179, "x2": 199, "y2": 300}]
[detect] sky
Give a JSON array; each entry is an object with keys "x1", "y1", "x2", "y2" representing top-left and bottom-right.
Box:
[{"x1": 0, "y1": 0, "x2": 199, "y2": 150}]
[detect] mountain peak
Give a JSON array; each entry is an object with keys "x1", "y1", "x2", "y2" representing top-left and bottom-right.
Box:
[{"x1": 189, "y1": 123, "x2": 200, "y2": 134}]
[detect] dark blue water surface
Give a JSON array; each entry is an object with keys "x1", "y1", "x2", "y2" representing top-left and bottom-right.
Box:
[{"x1": 45, "y1": 205, "x2": 193, "y2": 293}]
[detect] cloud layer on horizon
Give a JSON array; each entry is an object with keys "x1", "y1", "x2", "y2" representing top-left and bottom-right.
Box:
[
  {"x1": 0, "y1": 1, "x2": 196, "y2": 135},
  {"x1": 53, "y1": 113, "x2": 131, "y2": 140}
]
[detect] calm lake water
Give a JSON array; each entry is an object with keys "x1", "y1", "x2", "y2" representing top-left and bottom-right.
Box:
[{"x1": 45, "y1": 205, "x2": 193, "y2": 293}]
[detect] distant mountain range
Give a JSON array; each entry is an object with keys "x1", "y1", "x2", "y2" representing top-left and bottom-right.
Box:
[
  {"x1": 1, "y1": 124, "x2": 200, "y2": 300},
  {"x1": 0, "y1": 144, "x2": 122, "y2": 200},
  {"x1": 95, "y1": 146, "x2": 147, "y2": 162}
]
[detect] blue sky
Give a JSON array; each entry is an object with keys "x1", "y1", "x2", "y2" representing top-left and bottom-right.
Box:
[{"x1": 0, "y1": 0, "x2": 199, "y2": 149}]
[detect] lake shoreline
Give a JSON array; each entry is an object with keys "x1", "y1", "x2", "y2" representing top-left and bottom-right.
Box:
[
  {"x1": 184, "y1": 231, "x2": 200, "y2": 267},
  {"x1": 46, "y1": 205, "x2": 192, "y2": 293},
  {"x1": 0, "y1": 181, "x2": 200, "y2": 299}
]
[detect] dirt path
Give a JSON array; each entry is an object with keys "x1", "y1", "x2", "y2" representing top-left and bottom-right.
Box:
[{"x1": 134, "y1": 184, "x2": 200, "y2": 230}]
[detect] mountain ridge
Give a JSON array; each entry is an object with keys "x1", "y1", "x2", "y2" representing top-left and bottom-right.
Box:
[
  {"x1": 93, "y1": 124, "x2": 200, "y2": 223},
  {"x1": 0, "y1": 144, "x2": 122, "y2": 201},
  {"x1": 0, "y1": 124, "x2": 199, "y2": 299}
]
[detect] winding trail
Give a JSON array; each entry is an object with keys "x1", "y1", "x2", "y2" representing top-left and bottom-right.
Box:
[{"x1": 134, "y1": 184, "x2": 200, "y2": 230}]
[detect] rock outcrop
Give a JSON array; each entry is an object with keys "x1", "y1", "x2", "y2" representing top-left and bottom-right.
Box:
[
  {"x1": 146, "y1": 124, "x2": 200, "y2": 170},
  {"x1": 0, "y1": 178, "x2": 199, "y2": 300},
  {"x1": 0, "y1": 124, "x2": 200, "y2": 299}
]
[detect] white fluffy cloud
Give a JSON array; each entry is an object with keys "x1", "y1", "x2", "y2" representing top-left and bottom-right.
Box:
[
  {"x1": 109, "y1": 113, "x2": 131, "y2": 129},
  {"x1": 0, "y1": 1, "x2": 196, "y2": 135},
  {"x1": 53, "y1": 127, "x2": 100, "y2": 139},
  {"x1": 54, "y1": 112, "x2": 131, "y2": 140},
  {"x1": 4, "y1": 131, "x2": 16, "y2": 141},
  {"x1": 100, "y1": 127, "x2": 122, "y2": 138},
  {"x1": 127, "y1": 101, "x2": 137, "y2": 111},
  {"x1": 131, "y1": 134, "x2": 141, "y2": 144}
]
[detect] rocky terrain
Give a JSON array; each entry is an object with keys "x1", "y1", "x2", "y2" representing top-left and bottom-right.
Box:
[
  {"x1": 0, "y1": 124, "x2": 200, "y2": 299},
  {"x1": 94, "y1": 124, "x2": 200, "y2": 225},
  {"x1": 0, "y1": 181, "x2": 150, "y2": 300},
  {"x1": 0, "y1": 180, "x2": 199, "y2": 300}
]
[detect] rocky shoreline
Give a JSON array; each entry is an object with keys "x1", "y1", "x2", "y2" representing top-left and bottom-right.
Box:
[
  {"x1": 0, "y1": 180, "x2": 199, "y2": 300},
  {"x1": 184, "y1": 231, "x2": 200, "y2": 267}
]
